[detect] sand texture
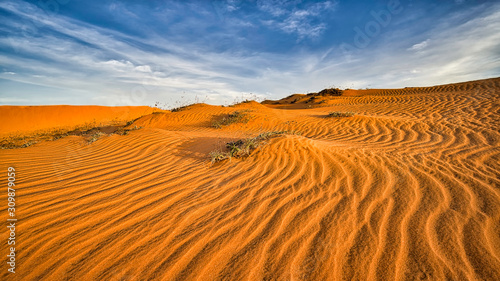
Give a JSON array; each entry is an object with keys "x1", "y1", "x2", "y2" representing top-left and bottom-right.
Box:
[{"x1": 1, "y1": 78, "x2": 499, "y2": 280}]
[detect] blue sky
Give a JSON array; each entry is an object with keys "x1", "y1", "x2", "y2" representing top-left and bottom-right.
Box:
[{"x1": 1, "y1": 0, "x2": 499, "y2": 107}]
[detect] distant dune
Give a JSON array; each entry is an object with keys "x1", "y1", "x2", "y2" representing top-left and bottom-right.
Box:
[
  {"x1": 0, "y1": 105, "x2": 159, "y2": 136},
  {"x1": 1, "y1": 77, "x2": 499, "y2": 280}
]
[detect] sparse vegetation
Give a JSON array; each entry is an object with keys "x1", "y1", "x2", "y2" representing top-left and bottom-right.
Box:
[
  {"x1": 306, "y1": 96, "x2": 319, "y2": 103},
  {"x1": 20, "y1": 140, "x2": 37, "y2": 148},
  {"x1": 155, "y1": 95, "x2": 209, "y2": 112},
  {"x1": 87, "y1": 131, "x2": 106, "y2": 144},
  {"x1": 0, "y1": 129, "x2": 68, "y2": 149},
  {"x1": 212, "y1": 110, "x2": 251, "y2": 129},
  {"x1": 208, "y1": 150, "x2": 230, "y2": 164},
  {"x1": 209, "y1": 131, "x2": 300, "y2": 164},
  {"x1": 51, "y1": 131, "x2": 69, "y2": 140},
  {"x1": 306, "y1": 88, "x2": 343, "y2": 97},
  {"x1": 318, "y1": 88, "x2": 343, "y2": 96},
  {"x1": 115, "y1": 125, "x2": 143, "y2": 136},
  {"x1": 0, "y1": 121, "x2": 144, "y2": 149},
  {"x1": 171, "y1": 105, "x2": 191, "y2": 112},
  {"x1": 228, "y1": 99, "x2": 253, "y2": 107},
  {"x1": 326, "y1": 111, "x2": 355, "y2": 118},
  {"x1": 228, "y1": 93, "x2": 261, "y2": 106}
]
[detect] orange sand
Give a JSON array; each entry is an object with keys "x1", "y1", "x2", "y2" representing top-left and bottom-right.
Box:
[
  {"x1": 0, "y1": 105, "x2": 159, "y2": 136},
  {"x1": 1, "y1": 78, "x2": 499, "y2": 280}
]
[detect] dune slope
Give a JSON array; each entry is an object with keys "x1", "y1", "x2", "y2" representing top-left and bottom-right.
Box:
[
  {"x1": 0, "y1": 105, "x2": 159, "y2": 136},
  {"x1": 1, "y1": 78, "x2": 499, "y2": 280}
]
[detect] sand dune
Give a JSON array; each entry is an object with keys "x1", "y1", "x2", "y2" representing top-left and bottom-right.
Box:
[
  {"x1": 0, "y1": 105, "x2": 159, "y2": 136},
  {"x1": 1, "y1": 78, "x2": 499, "y2": 280}
]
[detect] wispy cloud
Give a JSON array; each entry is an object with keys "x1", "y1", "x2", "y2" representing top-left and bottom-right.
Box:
[
  {"x1": 258, "y1": 1, "x2": 337, "y2": 40},
  {"x1": 408, "y1": 39, "x2": 430, "y2": 52}
]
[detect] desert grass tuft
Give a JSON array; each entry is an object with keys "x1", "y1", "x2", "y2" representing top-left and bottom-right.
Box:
[
  {"x1": 228, "y1": 99, "x2": 253, "y2": 107},
  {"x1": 326, "y1": 111, "x2": 355, "y2": 118},
  {"x1": 171, "y1": 105, "x2": 190, "y2": 112},
  {"x1": 20, "y1": 140, "x2": 38, "y2": 148},
  {"x1": 209, "y1": 130, "x2": 300, "y2": 164},
  {"x1": 115, "y1": 125, "x2": 143, "y2": 136},
  {"x1": 87, "y1": 131, "x2": 106, "y2": 144},
  {"x1": 212, "y1": 110, "x2": 251, "y2": 129}
]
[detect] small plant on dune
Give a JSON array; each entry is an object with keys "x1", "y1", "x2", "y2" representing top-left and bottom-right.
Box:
[
  {"x1": 209, "y1": 130, "x2": 300, "y2": 164},
  {"x1": 228, "y1": 93, "x2": 261, "y2": 106},
  {"x1": 114, "y1": 125, "x2": 143, "y2": 136},
  {"x1": 212, "y1": 110, "x2": 251, "y2": 129},
  {"x1": 226, "y1": 138, "x2": 258, "y2": 158},
  {"x1": 51, "y1": 131, "x2": 69, "y2": 141},
  {"x1": 326, "y1": 111, "x2": 355, "y2": 118},
  {"x1": 87, "y1": 131, "x2": 106, "y2": 144},
  {"x1": 256, "y1": 130, "x2": 301, "y2": 139},
  {"x1": 171, "y1": 105, "x2": 191, "y2": 112},
  {"x1": 114, "y1": 128, "x2": 127, "y2": 136},
  {"x1": 130, "y1": 125, "x2": 142, "y2": 130},
  {"x1": 209, "y1": 150, "x2": 229, "y2": 164},
  {"x1": 21, "y1": 140, "x2": 37, "y2": 148},
  {"x1": 228, "y1": 99, "x2": 253, "y2": 107}
]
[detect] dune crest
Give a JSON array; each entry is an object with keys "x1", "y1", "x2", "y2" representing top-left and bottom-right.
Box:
[{"x1": 1, "y1": 78, "x2": 499, "y2": 280}]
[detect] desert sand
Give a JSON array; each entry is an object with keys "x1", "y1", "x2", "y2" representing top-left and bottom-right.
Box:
[
  {"x1": 1, "y1": 77, "x2": 499, "y2": 280},
  {"x1": 0, "y1": 105, "x2": 158, "y2": 136}
]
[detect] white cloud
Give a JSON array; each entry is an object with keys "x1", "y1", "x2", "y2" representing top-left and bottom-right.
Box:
[
  {"x1": 408, "y1": 39, "x2": 430, "y2": 51},
  {"x1": 226, "y1": 0, "x2": 240, "y2": 12},
  {"x1": 259, "y1": 1, "x2": 337, "y2": 39},
  {"x1": 135, "y1": 65, "x2": 152, "y2": 73},
  {"x1": 99, "y1": 60, "x2": 134, "y2": 71}
]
